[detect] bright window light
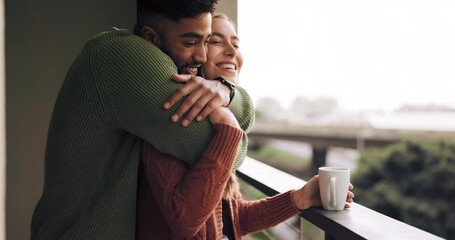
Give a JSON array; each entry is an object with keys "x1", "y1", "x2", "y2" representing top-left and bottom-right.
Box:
[{"x1": 238, "y1": 1, "x2": 455, "y2": 112}]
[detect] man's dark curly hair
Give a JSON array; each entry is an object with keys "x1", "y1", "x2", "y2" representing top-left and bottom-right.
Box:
[{"x1": 137, "y1": 0, "x2": 218, "y2": 22}]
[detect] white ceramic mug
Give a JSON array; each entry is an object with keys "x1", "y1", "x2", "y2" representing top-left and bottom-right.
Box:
[{"x1": 318, "y1": 167, "x2": 350, "y2": 211}]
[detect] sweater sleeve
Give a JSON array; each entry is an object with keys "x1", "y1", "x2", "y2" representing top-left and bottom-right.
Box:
[
  {"x1": 235, "y1": 190, "x2": 301, "y2": 236},
  {"x1": 90, "y1": 29, "x2": 254, "y2": 165},
  {"x1": 229, "y1": 86, "x2": 255, "y2": 169},
  {"x1": 141, "y1": 123, "x2": 243, "y2": 237}
]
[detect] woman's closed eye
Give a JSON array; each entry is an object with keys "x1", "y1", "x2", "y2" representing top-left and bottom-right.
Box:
[
  {"x1": 208, "y1": 35, "x2": 223, "y2": 44},
  {"x1": 208, "y1": 40, "x2": 222, "y2": 45}
]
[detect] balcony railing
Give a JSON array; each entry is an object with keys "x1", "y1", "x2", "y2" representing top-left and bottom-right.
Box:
[{"x1": 237, "y1": 156, "x2": 444, "y2": 240}]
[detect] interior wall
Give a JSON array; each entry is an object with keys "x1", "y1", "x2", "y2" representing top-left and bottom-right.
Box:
[
  {"x1": 5, "y1": 1, "x2": 237, "y2": 240},
  {"x1": 1, "y1": 0, "x2": 6, "y2": 239},
  {"x1": 5, "y1": 1, "x2": 135, "y2": 239}
]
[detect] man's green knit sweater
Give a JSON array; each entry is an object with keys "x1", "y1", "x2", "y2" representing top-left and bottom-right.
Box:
[{"x1": 30, "y1": 28, "x2": 254, "y2": 240}]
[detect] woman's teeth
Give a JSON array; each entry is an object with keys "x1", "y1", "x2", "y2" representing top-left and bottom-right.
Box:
[{"x1": 217, "y1": 63, "x2": 235, "y2": 70}]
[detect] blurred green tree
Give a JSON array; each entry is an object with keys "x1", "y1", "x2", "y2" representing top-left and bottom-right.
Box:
[{"x1": 352, "y1": 140, "x2": 455, "y2": 239}]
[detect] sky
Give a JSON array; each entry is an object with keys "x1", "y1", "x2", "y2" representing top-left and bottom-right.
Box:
[{"x1": 237, "y1": 0, "x2": 455, "y2": 112}]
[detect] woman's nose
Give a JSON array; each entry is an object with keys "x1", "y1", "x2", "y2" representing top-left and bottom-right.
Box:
[{"x1": 225, "y1": 43, "x2": 238, "y2": 57}]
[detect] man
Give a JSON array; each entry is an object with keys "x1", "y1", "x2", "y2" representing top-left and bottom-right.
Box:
[{"x1": 30, "y1": 0, "x2": 254, "y2": 239}]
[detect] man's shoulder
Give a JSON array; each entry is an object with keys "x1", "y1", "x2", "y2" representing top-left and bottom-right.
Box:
[
  {"x1": 88, "y1": 28, "x2": 143, "y2": 48},
  {"x1": 83, "y1": 27, "x2": 169, "y2": 62},
  {"x1": 75, "y1": 27, "x2": 175, "y2": 75}
]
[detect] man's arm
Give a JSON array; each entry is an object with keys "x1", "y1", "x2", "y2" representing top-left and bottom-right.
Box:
[
  {"x1": 94, "y1": 29, "x2": 253, "y2": 165},
  {"x1": 229, "y1": 86, "x2": 255, "y2": 133},
  {"x1": 164, "y1": 75, "x2": 255, "y2": 132}
]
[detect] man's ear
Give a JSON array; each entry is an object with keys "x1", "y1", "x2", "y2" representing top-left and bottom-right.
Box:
[{"x1": 141, "y1": 26, "x2": 161, "y2": 46}]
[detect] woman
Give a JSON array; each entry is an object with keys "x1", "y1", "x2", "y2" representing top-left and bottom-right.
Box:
[{"x1": 136, "y1": 14, "x2": 354, "y2": 239}]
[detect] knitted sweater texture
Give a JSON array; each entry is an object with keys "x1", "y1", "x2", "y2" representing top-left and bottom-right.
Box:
[
  {"x1": 30, "y1": 28, "x2": 254, "y2": 240},
  {"x1": 137, "y1": 123, "x2": 301, "y2": 239}
]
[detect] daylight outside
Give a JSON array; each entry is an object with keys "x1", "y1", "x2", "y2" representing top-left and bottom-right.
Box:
[{"x1": 237, "y1": 1, "x2": 455, "y2": 239}]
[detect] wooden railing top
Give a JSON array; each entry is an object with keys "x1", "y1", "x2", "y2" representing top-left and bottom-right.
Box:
[{"x1": 237, "y1": 157, "x2": 444, "y2": 240}]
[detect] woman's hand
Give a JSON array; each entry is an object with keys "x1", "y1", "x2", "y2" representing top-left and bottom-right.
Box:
[
  {"x1": 291, "y1": 175, "x2": 355, "y2": 210},
  {"x1": 164, "y1": 74, "x2": 231, "y2": 127},
  {"x1": 208, "y1": 107, "x2": 240, "y2": 129}
]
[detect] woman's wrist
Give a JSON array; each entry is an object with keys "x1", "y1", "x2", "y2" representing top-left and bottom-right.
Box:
[{"x1": 291, "y1": 188, "x2": 310, "y2": 210}]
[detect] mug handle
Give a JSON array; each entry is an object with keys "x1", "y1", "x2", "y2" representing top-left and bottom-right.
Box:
[{"x1": 330, "y1": 177, "x2": 336, "y2": 208}]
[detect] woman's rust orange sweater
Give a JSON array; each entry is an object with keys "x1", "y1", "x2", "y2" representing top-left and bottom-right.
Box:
[{"x1": 137, "y1": 123, "x2": 301, "y2": 239}]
